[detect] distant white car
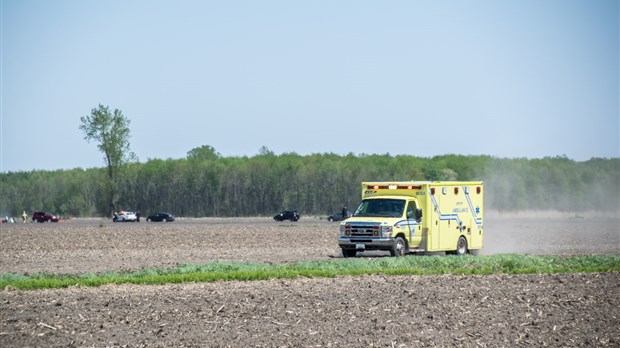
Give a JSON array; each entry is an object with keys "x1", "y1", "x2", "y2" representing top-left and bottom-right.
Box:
[{"x1": 113, "y1": 211, "x2": 138, "y2": 222}]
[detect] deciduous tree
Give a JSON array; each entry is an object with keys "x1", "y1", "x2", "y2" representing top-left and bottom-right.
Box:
[
  {"x1": 187, "y1": 145, "x2": 220, "y2": 161},
  {"x1": 79, "y1": 104, "x2": 136, "y2": 216}
]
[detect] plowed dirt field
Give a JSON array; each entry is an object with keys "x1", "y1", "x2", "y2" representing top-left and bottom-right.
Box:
[{"x1": 1, "y1": 212, "x2": 619, "y2": 347}]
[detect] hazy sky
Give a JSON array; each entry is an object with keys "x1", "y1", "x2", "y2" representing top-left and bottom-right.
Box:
[{"x1": 1, "y1": 0, "x2": 618, "y2": 172}]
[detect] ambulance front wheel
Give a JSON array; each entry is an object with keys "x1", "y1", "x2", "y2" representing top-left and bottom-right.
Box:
[
  {"x1": 342, "y1": 248, "x2": 357, "y2": 258},
  {"x1": 456, "y1": 236, "x2": 468, "y2": 256},
  {"x1": 391, "y1": 237, "x2": 406, "y2": 257}
]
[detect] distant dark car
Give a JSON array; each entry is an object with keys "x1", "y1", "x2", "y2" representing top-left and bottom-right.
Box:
[
  {"x1": 147, "y1": 212, "x2": 175, "y2": 222},
  {"x1": 274, "y1": 210, "x2": 300, "y2": 222},
  {"x1": 327, "y1": 211, "x2": 351, "y2": 222},
  {"x1": 32, "y1": 211, "x2": 59, "y2": 223}
]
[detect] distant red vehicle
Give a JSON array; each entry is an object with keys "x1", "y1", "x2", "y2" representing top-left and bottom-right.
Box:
[{"x1": 32, "y1": 211, "x2": 59, "y2": 223}]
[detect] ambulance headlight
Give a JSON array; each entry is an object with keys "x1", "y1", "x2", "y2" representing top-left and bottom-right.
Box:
[
  {"x1": 340, "y1": 224, "x2": 351, "y2": 237},
  {"x1": 381, "y1": 226, "x2": 393, "y2": 237}
]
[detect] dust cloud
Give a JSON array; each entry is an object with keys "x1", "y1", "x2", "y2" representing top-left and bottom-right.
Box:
[{"x1": 480, "y1": 210, "x2": 620, "y2": 255}]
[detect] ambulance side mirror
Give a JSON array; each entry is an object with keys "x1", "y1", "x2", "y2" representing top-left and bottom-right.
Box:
[
  {"x1": 415, "y1": 209, "x2": 422, "y2": 222},
  {"x1": 407, "y1": 208, "x2": 423, "y2": 222}
]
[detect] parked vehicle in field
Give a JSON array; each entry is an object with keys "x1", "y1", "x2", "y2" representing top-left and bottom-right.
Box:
[
  {"x1": 146, "y1": 212, "x2": 175, "y2": 222},
  {"x1": 327, "y1": 210, "x2": 351, "y2": 222},
  {"x1": 32, "y1": 211, "x2": 59, "y2": 223},
  {"x1": 274, "y1": 210, "x2": 300, "y2": 221},
  {"x1": 113, "y1": 211, "x2": 138, "y2": 222},
  {"x1": 2, "y1": 216, "x2": 15, "y2": 223},
  {"x1": 339, "y1": 181, "x2": 484, "y2": 257}
]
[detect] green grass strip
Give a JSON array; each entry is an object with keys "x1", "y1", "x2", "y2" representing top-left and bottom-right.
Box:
[{"x1": 1, "y1": 254, "x2": 619, "y2": 291}]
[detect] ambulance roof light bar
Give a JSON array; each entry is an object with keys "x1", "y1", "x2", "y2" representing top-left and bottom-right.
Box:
[{"x1": 368, "y1": 184, "x2": 422, "y2": 190}]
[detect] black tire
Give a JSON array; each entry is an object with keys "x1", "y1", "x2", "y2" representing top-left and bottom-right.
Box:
[
  {"x1": 456, "y1": 236, "x2": 468, "y2": 256},
  {"x1": 342, "y1": 248, "x2": 357, "y2": 258},
  {"x1": 390, "y1": 237, "x2": 407, "y2": 257},
  {"x1": 328, "y1": 217, "x2": 334, "y2": 222}
]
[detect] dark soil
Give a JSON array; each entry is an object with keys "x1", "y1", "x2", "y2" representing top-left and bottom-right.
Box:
[{"x1": 1, "y1": 273, "x2": 618, "y2": 347}]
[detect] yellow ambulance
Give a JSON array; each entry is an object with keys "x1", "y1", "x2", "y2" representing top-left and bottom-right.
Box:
[{"x1": 338, "y1": 181, "x2": 483, "y2": 257}]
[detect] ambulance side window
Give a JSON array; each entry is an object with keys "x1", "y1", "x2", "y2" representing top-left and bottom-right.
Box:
[{"x1": 407, "y1": 201, "x2": 416, "y2": 219}]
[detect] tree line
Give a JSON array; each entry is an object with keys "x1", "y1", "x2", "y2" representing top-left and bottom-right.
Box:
[{"x1": 1, "y1": 152, "x2": 618, "y2": 218}]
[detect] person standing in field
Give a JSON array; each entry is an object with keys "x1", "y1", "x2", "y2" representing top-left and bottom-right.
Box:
[{"x1": 21, "y1": 211, "x2": 27, "y2": 223}]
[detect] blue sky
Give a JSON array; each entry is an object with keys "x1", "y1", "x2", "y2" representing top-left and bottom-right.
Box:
[{"x1": 1, "y1": 0, "x2": 618, "y2": 172}]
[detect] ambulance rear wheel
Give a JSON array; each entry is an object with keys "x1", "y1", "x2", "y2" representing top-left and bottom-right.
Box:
[
  {"x1": 342, "y1": 248, "x2": 357, "y2": 258},
  {"x1": 391, "y1": 237, "x2": 406, "y2": 257},
  {"x1": 456, "y1": 236, "x2": 468, "y2": 256}
]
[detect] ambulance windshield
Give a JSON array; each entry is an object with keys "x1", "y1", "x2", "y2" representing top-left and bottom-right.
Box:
[{"x1": 353, "y1": 199, "x2": 405, "y2": 218}]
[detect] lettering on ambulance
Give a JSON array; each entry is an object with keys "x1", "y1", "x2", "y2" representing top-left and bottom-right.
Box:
[{"x1": 430, "y1": 194, "x2": 460, "y2": 223}]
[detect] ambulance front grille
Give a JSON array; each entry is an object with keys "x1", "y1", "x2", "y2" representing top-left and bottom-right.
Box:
[{"x1": 349, "y1": 224, "x2": 378, "y2": 237}]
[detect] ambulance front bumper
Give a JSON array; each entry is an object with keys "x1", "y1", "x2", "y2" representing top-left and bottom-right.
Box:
[{"x1": 338, "y1": 237, "x2": 394, "y2": 251}]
